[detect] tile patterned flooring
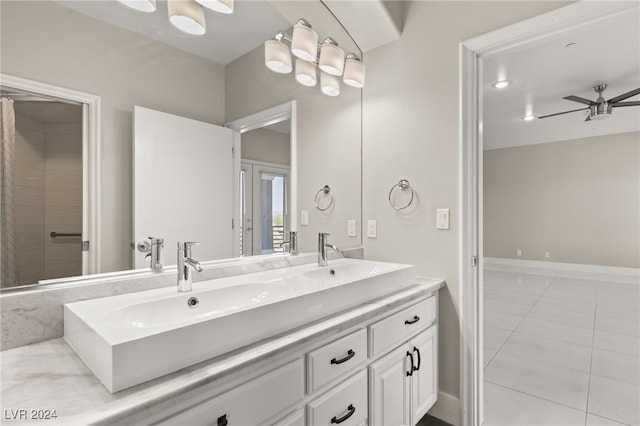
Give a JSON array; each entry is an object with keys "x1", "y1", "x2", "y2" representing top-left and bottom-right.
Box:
[{"x1": 483, "y1": 265, "x2": 640, "y2": 426}]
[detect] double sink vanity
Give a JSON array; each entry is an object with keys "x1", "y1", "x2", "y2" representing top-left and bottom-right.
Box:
[{"x1": 1, "y1": 252, "x2": 442, "y2": 426}]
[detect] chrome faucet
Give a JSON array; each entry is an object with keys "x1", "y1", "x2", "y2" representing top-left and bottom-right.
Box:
[
  {"x1": 136, "y1": 237, "x2": 164, "y2": 273},
  {"x1": 318, "y1": 232, "x2": 340, "y2": 266},
  {"x1": 279, "y1": 231, "x2": 298, "y2": 255},
  {"x1": 177, "y1": 241, "x2": 203, "y2": 292}
]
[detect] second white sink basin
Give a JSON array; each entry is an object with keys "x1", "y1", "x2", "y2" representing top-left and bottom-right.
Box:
[{"x1": 64, "y1": 258, "x2": 414, "y2": 393}]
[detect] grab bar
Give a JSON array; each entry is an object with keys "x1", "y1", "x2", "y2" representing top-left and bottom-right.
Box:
[{"x1": 50, "y1": 232, "x2": 81, "y2": 237}]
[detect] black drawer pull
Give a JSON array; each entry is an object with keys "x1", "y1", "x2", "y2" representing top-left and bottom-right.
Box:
[
  {"x1": 331, "y1": 404, "x2": 355, "y2": 424},
  {"x1": 406, "y1": 351, "x2": 414, "y2": 376},
  {"x1": 413, "y1": 346, "x2": 421, "y2": 372},
  {"x1": 331, "y1": 349, "x2": 355, "y2": 365},
  {"x1": 404, "y1": 315, "x2": 420, "y2": 325},
  {"x1": 217, "y1": 414, "x2": 228, "y2": 426}
]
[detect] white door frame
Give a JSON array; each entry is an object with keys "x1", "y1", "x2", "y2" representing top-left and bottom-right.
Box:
[
  {"x1": 458, "y1": 2, "x2": 639, "y2": 425},
  {"x1": 0, "y1": 73, "x2": 101, "y2": 275}
]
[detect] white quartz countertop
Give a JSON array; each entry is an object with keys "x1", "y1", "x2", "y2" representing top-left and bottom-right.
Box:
[{"x1": 0, "y1": 277, "x2": 444, "y2": 426}]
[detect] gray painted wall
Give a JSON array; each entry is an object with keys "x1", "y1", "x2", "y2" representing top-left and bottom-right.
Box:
[
  {"x1": 241, "y1": 128, "x2": 291, "y2": 166},
  {"x1": 484, "y1": 131, "x2": 640, "y2": 268},
  {"x1": 1, "y1": 1, "x2": 226, "y2": 273},
  {"x1": 362, "y1": 0, "x2": 569, "y2": 416}
]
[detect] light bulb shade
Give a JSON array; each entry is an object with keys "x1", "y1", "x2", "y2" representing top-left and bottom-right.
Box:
[
  {"x1": 195, "y1": 0, "x2": 233, "y2": 14},
  {"x1": 168, "y1": 0, "x2": 206, "y2": 35},
  {"x1": 319, "y1": 43, "x2": 345, "y2": 76},
  {"x1": 343, "y1": 58, "x2": 366, "y2": 88},
  {"x1": 117, "y1": 0, "x2": 156, "y2": 12},
  {"x1": 295, "y1": 58, "x2": 316, "y2": 86},
  {"x1": 265, "y1": 40, "x2": 292, "y2": 74},
  {"x1": 291, "y1": 23, "x2": 318, "y2": 62},
  {"x1": 321, "y1": 72, "x2": 340, "y2": 97}
]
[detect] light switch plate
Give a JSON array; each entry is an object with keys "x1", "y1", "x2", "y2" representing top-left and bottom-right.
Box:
[
  {"x1": 516, "y1": 249, "x2": 522, "y2": 256},
  {"x1": 347, "y1": 219, "x2": 357, "y2": 237},
  {"x1": 436, "y1": 208, "x2": 450, "y2": 230},
  {"x1": 301, "y1": 210, "x2": 309, "y2": 226},
  {"x1": 367, "y1": 220, "x2": 377, "y2": 238}
]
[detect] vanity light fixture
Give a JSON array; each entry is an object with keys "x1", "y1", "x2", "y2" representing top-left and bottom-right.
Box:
[
  {"x1": 117, "y1": 0, "x2": 157, "y2": 12},
  {"x1": 318, "y1": 38, "x2": 345, "y2": 76},
  {"x1": 168, "y1": 0, "x2": 206, "y2": 35},
  {"x1": 264, "y1": 18, "x2": 366, "y2": 96},
  {"x1": 195, "y1": 0, "x2": 233, "y2": 14},
  {"x1": 492, "y1": 80, "x2": 511, "y2": 89}
]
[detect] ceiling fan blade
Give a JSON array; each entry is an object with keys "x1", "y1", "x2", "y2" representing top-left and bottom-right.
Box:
[
  {"x1": 538, "y1": 107, "x2": 588, "y2": 119},
  {"x1": 612, "y1": 101, "x2": 640, "y2": 107},
  {"x1": 608, "y1": 88, "x2": 640, "y2": 104},
  {"x1": 563, "y1": 95, "x2": 594, "y2": 105}
]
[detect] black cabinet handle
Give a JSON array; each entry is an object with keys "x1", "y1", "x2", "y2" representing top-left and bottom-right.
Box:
[
  {"x1": 331, "y1": 349, "x2": 356, "y2": 365},
  {"x1": 413, "y1": 346, "x2": 421, "y2": 372},
  {"x1": 406, "y1": 351, "x2": 414, "y2": 376},
  {"x1": 331, "y1": 404, "x2": 356, "y2": 424},
  {"x1": 404, "y1": 315, "x2": 420, "y2": 325},
  {"x1": 217, "y1": 414, "x2": 228, "y2": 426}
]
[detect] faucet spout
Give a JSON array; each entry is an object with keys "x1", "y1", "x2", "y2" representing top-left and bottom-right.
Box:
[
  {"x1": 184, "y1": 257, "x2": 203, "y2": 272},
  {"x1": 318, "y1": 233, "x2": 340, "y2": 267}
]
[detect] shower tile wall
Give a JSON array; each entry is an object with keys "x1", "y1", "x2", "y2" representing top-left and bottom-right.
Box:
[
  {"x1": 44, "y1": 123, "x2": 82, "y2": 280},
  {"x1": 12, "y1": 104, "x2": 82, "y2": 286},
  {"x1": 14, "y1": 112, "x2": 46, "y2": 286}
]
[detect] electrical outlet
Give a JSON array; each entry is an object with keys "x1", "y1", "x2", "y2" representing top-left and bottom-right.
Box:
[
  {"x1": 301, "y1": 210, "x2": 309, "y2": 226},
  {"x1": 347, "y1": 219, "x2": 357, "y2": 237},
  {"x1": 516, "y1": 249, "x2": 522, "y2": 256},
  {"x1": 544, "y1": 251, "x2": 550, "y2": 258},
  {"x1": 367, "y1": 220, "x2": 377, "y2": 238}
]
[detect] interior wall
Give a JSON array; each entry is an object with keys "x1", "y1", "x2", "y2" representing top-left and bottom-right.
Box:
[
  {"x1": 361, "y1": 1, "x2": 570, "y2": 421},
  {"x1": 0, "y1": 0, "x2": 226, "y2": 275},
  {"x1": 13, "y1": 110, "x2": 46, "y2": 287},
  {"x1": 226, "y1": 44, "x2": 362, "y2": 253},
  {"x1": 44, "y1": 123, "x2": 83, "y2": 279},
  {"x1": 241, "y1": 128, "x2": 291, "y2": 166},
  {"x1": 484, "y1": 131, "x2": 640, "y2": 268}
]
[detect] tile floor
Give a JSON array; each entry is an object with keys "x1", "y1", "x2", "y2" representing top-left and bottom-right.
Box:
[{"x1": 482, "y1": 264, "x2": 640, "y2": 426}]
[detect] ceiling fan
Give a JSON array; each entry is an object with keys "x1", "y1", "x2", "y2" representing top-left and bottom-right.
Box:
[{"x1": 538, "y1": 84, "x2": 640, "y2": 121}]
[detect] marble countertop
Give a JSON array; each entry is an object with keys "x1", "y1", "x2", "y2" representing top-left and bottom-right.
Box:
[{"x1": 0, "y1": 278, "x2": 444, "y2": 426}]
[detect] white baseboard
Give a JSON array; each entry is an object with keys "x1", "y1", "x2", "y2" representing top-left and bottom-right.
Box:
[
  {"x1": 484, "y1": 257, "x2": 640, "y2": 277},
  {"x1": 429, "y1": 391, "x2": 460, "y2": 426}
]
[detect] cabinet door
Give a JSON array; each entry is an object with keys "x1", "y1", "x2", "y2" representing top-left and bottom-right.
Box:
[
  {"x1": 369, "y1": 343, "x2": 412, "y2": 426},
  {"x1": 410, "y1": 327, "x2": 438, "y2": 425}
]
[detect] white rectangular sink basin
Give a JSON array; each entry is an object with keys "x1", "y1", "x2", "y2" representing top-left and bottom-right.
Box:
[{"x1": 64, "y1": 258, "x2": 414, "y2": 392}]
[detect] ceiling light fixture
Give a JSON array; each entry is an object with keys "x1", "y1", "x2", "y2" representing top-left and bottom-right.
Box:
[
  {"x1": 522, "y1": 115, "x2": 536, "y2": 121},
  {"x1": 168, "y1": 0, "x2": 206, "y2": 35},
  {"x1": 195, "y1": 0, "x2": 233, "y2": 14},
  {"x1": 492, "y1": 80, "x2": 511, "y2": 89},
  {"x1": 117, "y1": 0, "x2": 157, "y2": 13},
  {"x1": 264, "y1": 18, "x2": 366, "y2": 97}
]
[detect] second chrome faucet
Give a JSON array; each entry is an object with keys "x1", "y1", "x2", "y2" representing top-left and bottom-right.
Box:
[
  {"x1": 177, "y1": 241, "x2": 203, "y2": 292},
  {"x1": 318, "y1": 232, "x2": 340, "y2": 266}
]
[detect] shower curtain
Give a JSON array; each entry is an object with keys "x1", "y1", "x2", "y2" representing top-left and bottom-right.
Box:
[{"x1": 1, "y1": 97, "x2": 18, "y2": 287}]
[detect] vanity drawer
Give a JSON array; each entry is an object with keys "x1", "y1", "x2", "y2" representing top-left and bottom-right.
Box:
[
  {"x1": 158, "y1": 359, "x2": 304, "y2": 426},
  {"x1": 307, "y1": 370, "x2": 368, "y2": 426},
  {"x1": 307, "y1": 329, "x2": 367, "y2": 393},
  {"x1": 369, "y1": 297, "x2": 436, "y2": 357}
]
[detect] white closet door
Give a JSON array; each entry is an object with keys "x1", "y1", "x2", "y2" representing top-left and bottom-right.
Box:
[{"x1": 133, "y1": 106, "x2": 234, "y2": 269}]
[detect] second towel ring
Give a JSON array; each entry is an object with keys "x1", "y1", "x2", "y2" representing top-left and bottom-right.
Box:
[
  {"x1": 388, "y1": 179, "x2": 415, "y2": 210},
  {"x1": 315, "y1": 185, "x2": 334, "y2": 211}
]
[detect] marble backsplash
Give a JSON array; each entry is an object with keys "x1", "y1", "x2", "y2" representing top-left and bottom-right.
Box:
[{"x1": 1, "y1": 249, "x2": 363, "y2": 350}]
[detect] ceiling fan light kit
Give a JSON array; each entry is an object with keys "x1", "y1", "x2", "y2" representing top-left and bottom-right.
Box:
[{"x1": 538, "y1": 84, "x2": 640, "y2": 122}]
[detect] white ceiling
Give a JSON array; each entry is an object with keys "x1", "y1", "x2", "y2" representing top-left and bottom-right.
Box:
[
  {"x1": 54, "y1": 0, "x2": 290, "y2": 65},
  {"x1": 483, "y1": 8, "x2": 640, "y2": 150}
]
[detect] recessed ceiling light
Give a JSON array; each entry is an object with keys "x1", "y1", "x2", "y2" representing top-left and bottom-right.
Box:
[
  {"x1": 523, "y1": 115, "x2": 536, "y2": 121},
  {"x1": 492, "y1": 80, "x2": 511, "y2": 89}
]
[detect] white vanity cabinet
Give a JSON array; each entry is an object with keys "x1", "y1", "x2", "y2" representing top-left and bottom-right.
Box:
[{"x1": 369, "y1": 327, "x2": 438, "y2": 426}]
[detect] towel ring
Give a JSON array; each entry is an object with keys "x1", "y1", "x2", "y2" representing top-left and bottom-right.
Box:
[
  {"x1": 314, "y1": 185, "x2": 334, "y2": 211},
  {"x1": 388, "y1": 179, "x2": 414, "y2": 210}
]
